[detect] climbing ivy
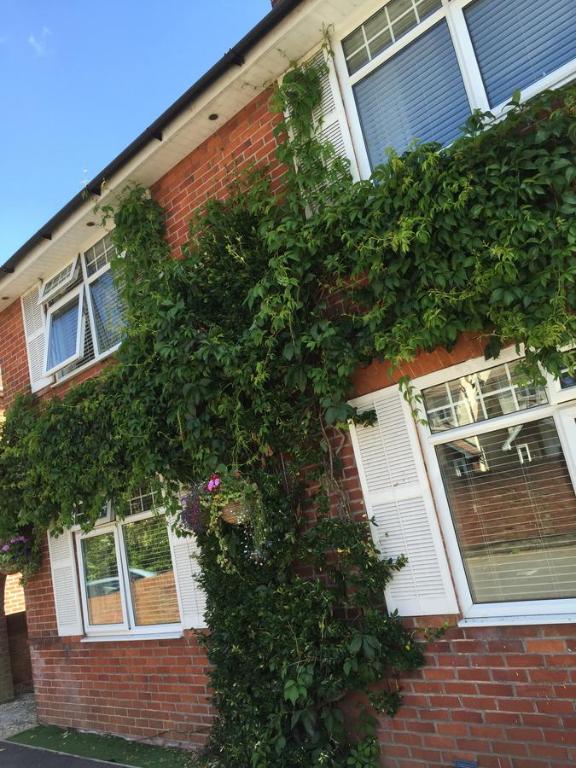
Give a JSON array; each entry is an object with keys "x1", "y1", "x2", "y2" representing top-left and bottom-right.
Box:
[{"x1": 1, "y1": 51, "x2": 576, "y2": 766}]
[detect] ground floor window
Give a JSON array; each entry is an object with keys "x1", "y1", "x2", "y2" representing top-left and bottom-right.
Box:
[{"x1": 77, "y1": 509, "x2": 181, "y2": 635}]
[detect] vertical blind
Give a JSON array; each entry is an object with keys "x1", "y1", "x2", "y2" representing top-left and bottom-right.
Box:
[
  {"x1": 353, "y1": 20, "x2": 470, "y2": 167},
  {"x1": 436, "y1": 417, "x2": 576, "y2": 603},
  {"x1": 465, "y1": 0, "x2": 576, "y2": 108}
]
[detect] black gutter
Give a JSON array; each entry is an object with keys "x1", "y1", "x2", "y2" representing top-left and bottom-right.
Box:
[{"x1": 0, "y1": 0, "x2": 305, "y2": 277}]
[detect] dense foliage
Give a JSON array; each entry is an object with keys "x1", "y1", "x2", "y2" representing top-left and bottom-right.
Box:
[{"x1": 1, "y1": 53, "x2": 576, "y2": 765}]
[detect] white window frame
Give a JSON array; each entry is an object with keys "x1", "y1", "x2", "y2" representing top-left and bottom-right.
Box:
[
  {"x1": 81, "y1": 244, "x2": 123, "y2": 361},
  {"x1": 332, "y1": 0, "x2": 576, "y2": 179},
  {"x1": 38, "y1": 256, "x2": 79, "y2": 304},
  {"x1": 43, "y1": 284, "x2": 85, "y2": 377},
  {"x1": 39, "y1": 232, "x2": 123, "y2": 379},
  {"x1": 545, "y1": 345, "x2": 576, "y2": 405},
  {"x1": 413, "y1": 346, "x2": 576, "y2": 626},
  {"x1": 75, "y1": 508, "x2": 184, "y2": 640}
]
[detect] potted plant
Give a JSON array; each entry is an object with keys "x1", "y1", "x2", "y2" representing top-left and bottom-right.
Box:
[{"x1": 180, "y1": 471, "x2": 263, "y2": 530}]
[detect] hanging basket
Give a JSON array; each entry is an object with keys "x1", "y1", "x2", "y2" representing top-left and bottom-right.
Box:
[
  {"x1": 0, "y1": 562, "x2": 21, "y2": 576},
  {"x1": 219, "y1": 501, "x2": 245, "y2": 525}
]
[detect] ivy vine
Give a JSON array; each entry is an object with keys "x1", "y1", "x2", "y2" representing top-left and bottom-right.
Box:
[{"x1": 1, "y1": 51, "x2": 576, "y2": 767}]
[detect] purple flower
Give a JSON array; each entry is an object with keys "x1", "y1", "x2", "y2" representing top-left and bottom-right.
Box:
[
  {"x1": 207, "y1": 474, "x2": 221, "y2": 493},
  {"x1": 181, "y1": 490, "x2": 204, "y2": 535},
  {"x1": 1, "y1": 544, "x2": 10, "y2": 553}
]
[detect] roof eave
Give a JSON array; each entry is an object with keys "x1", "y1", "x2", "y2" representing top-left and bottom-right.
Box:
[{"x1": 0, "y1": 0, "x2": 306, "y2": 279}]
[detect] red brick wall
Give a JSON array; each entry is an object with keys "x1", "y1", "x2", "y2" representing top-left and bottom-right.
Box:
[
  {"x1": 0, "y1": 299, "x2": 30, "y2": 408},
  {"x1": 365, "y1": 625, "x2": 576, "y2": 768},
  {"x1": 3, "y1": 77, "x2": 574, "y2": 765},
  {"x1": 151, "y1": 87, "x2": 283, "y2": 257},
  {"x1": 26, "y1": 540, "x2": 213, "y2": 746}
]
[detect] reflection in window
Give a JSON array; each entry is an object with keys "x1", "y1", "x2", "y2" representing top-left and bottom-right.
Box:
[
  {"x1": 82, "y1": 533, "x2": 124, "y2": 626},
  {"x1": 436, "y1": 417, "x2": 576, "y2": 603},
  {"x1": 123, "y1": 517, "x2": 180, "y2": 626},
  {"x1": 422, "y1": 360, "x2": 548, "y2": 432}
]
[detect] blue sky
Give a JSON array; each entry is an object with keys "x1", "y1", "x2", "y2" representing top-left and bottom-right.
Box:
[{"x1": 0, "y1": 0, "x2": 272, "y2": 263}]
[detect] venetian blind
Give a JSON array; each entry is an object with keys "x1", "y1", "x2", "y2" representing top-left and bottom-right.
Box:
[
  {"x1": 353, "y1": 20, "x2": 470, "y2": 166},
  {"x1": 435, "y1": 416, "x2": 576, "y2": 603},
  {"x1": 464, "y1": 0, "x2": 576, "y2": 108}
]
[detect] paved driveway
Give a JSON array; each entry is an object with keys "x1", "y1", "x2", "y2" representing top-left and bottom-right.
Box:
[{"x1": 0, "y1": 742, "x2": 129, "y2": 767}]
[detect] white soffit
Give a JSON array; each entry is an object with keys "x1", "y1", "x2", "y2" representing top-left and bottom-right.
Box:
[{"x1": 0, "y1": 0, "x2": 367, "y2": 310}]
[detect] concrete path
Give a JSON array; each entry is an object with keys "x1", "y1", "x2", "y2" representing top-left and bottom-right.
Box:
[
  {"x1": 0, "y1": 742, "x2": 130, "y2": 767},
  {"x1": 0, "y1": 694, "x2": 37, "y2": 740}
]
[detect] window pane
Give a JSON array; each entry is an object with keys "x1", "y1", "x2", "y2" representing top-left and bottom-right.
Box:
[
  {"x1": 560, "y1": 367, "x2": 576, "y2": 390},
  {"x1": 46, "y1": 295, "x2": 80, "y2": 371},
  {"x1": 128, "y1": 486, "x2": 158, "y2": 516},
  {"x1": 353, "y1": 21, "x2": 470, "y2": 165},
  {"x1": 422, "y1": 360, "x2": 548, "y2": 432},
  {"x1": 123, "y1": 517, "x2": 180, "y2": 626},
  {"x1": 89, "y1": 270, "x2": 124, "y2": 353},
  {"x1": 465, "y1": 0, "x2": 576, "y2": 107},
  {"x1": 82, "y1": 533, "x2": 124, "y2": 625},
  {"x1": 84, "y1": 234, "x2": 117, "y2": 276},
  {"x1": 40, "y1": 260, "x2": 78, "y2": 302},
  {"x1": 368, "y1": 28, "x2": 393, "y2": 60},
  {"x1": 342, "y1": 0, "x2": 442, "y2": 74},
  {"x1": 436, "y1": 417, "x2": 576, "y2": 603}
]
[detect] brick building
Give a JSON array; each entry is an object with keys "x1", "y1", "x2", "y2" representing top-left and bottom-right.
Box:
[{"x1": 1, "y1": 1, "x2": 575, "y2": 766}]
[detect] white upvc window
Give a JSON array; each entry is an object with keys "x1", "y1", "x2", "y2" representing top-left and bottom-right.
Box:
[
  {"x1": 41, "y1": 232, "x2": 124, "y2": 379},
  {"x1": 75, "y1": 504, "x2": 183, "y2": 639},
  {"x1": 44, "y1": 285, "x2": 85, "y2": 377},
  {"x1": 38, "y1": 257, "x2": 79, "y2": 304},
  {"x1": 334, "y1": 0, "x2": 576, "y2": 176},
  {"x1": 414, "y1": 347, "x2": 576, "y2": 625}
]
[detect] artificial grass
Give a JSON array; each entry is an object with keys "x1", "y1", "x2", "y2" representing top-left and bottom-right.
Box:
[{"x1": 8, "y1": 725, "x2": 199, "y2": 767}]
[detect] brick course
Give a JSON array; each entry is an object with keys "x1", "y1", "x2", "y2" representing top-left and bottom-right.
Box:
[{"x1": 0, "y1": 298, "x2": 30, "y2": 408}]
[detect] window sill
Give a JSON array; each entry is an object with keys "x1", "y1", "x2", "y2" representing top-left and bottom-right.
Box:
[
  {"x1": 81, "y1": 631, "x2": 183, "y2": 643},
  {"x1": 459, "y1": 614, "x2": 576, "y2": 628}
]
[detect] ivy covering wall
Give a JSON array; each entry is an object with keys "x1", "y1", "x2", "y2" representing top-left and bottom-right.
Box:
[{"x1": 1, "y1": 57, "x2": 576, "y2": 766}]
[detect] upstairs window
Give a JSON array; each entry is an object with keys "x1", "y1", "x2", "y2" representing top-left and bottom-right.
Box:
[
  {"x1": 44, "y1": 287, "x2": 84, "y2": 376},
  {"x1": 352, "y1": 20, "x2": 470, "y2": 165},
  {"x1": 41, "y1": 233, "x2": 124, "y2": 378},
  {"x1": 340, "y1": 0, "x2": 576, "y2": 171},
  {"x1": 464, "y1": 0, "x2": 576, "y2": 109}
]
